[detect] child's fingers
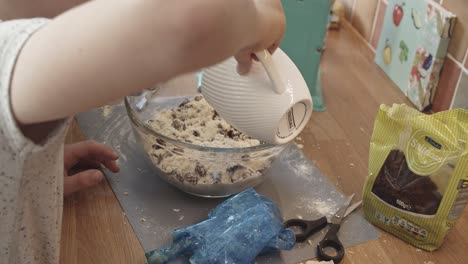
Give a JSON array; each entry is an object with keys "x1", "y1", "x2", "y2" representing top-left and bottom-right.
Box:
[
  {"x1": 75, "y1": 159, "x2": 102, "y2": 169},
  {"x1": 74, "y1": 158, "x2": 120, "y2": 173},
  {"x1": 235, "y1": 43, "x2": 279, "y2": 76},
  {"x1": 64, "y1": 169, "x2": 104, "y2": 196},
  {"x1": 235, "y1": 51, "x2": 253, "y2": 75},
  {"x1": 267, "y1": 43, "x2": 279, "y2": 55},
  {"x1": 102, "y1": 160, "x2": 120, "y2": 173},
  {"x1": 64, "y1": 140, "x2": 118, "y2": 170},
  {"x1": 67, "y1": 159, "x2": 119, "y2": 175}
]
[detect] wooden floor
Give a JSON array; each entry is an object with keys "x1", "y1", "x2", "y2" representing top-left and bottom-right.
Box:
[{"x1": 60, "y1": 24, "x2": 468, "y2": 264}]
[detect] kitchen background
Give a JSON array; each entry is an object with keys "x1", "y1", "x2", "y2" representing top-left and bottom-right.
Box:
[{"x1": 337, "y1": 0, "x2": 467, "y2": 111}]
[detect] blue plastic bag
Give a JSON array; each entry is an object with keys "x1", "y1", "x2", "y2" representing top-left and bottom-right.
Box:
[{"x1": 146, "y1": 189, "x2": 295, "y2": 264}]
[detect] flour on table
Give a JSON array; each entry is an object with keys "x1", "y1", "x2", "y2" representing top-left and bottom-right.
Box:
[
  {"x1": 297, "y1": 196, "x2": 339, "y2": 217},
  {"x1": 102, "y1": 105, "x2": 113, "y2": 118}
]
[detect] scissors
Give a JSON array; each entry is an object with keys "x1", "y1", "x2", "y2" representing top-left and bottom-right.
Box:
[{"x1": 284, "y1": 194, "x2": 362, "y2": 263}]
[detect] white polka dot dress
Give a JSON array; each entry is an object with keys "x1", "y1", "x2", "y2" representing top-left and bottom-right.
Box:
[{"x1": 0, "y1": 19, "x2": 70, "y2": 264}]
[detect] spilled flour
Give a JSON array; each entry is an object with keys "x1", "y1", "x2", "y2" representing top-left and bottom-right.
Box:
[
  {"x1": 297, "y1": 196, "x2": 339, "y2": 217},
  {"x1": 278, "y1": 145, "x2": 343, "y2": 219},
  {"x1": 102, "y1": 105, "x2": 113, "y2": 118}
]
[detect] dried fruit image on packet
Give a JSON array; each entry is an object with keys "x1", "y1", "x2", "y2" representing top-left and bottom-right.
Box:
[{"x1": 363, "y1": 104, "x2": 468, "y2": 251}]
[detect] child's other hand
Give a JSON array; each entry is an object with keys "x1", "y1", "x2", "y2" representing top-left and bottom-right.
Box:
[
  {"x1": 63, "y1": 140, "x2": 120, "y2": 196},
  {"x1": 235, "y1": 0, "x2": 286, "y2": 74}
]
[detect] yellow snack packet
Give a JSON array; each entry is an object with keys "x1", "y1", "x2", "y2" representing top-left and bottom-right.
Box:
[{"x1": 363, "y1": 104, "x2": 468, "y2": 251}]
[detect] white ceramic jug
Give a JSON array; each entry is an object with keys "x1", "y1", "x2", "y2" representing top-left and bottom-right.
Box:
[{"x1": 201, "y1": 49, "x2": 313, "y2": 144}]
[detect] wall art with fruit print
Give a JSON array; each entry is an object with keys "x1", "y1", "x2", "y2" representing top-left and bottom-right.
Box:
[{"x1": 375, "y1": 0, "x2": 456, "y2": 111}]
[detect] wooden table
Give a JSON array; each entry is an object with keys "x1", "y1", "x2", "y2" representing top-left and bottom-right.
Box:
[{"x1": 60, "y1": 24, "x2": 468, "y2": 264}]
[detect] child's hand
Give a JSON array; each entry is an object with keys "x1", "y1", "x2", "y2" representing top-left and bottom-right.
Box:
[
  {"x1": 235, "y1": 0, "x2": 286, "y2": 74},
  {"x1": 63, "y1": 140, "x2": 119, "y2": 196}
]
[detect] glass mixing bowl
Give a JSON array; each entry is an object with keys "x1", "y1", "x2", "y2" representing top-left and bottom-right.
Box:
[{"x1": 124, "y1": 74, "x2": 286, "y2": 198}]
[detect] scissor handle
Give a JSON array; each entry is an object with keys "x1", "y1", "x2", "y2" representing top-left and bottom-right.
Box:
[
  {"x1": 284, "y1": 216, "x2": 328, "y2": 243},
  {"x1": 317, "y1": 224, "x2": 345, "y2": 263}
]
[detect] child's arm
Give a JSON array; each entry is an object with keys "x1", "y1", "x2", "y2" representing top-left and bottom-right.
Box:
[{"x1": 11, "y1": 0, "x2": 285, "y2": 125}]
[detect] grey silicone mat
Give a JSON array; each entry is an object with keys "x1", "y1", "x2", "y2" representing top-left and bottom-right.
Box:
[{"x1": 76, "y1": 102, "x2": 379, "y2": 264}]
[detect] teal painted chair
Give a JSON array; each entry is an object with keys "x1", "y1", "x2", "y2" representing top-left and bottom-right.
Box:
[{"x1": 280, "y1": 0, "x2": 331, "y2": 112}]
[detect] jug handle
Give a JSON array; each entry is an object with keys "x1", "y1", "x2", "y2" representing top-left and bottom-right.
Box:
[{"x1": 255, "y1": 50, "x2": 286, "y2": 94}]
